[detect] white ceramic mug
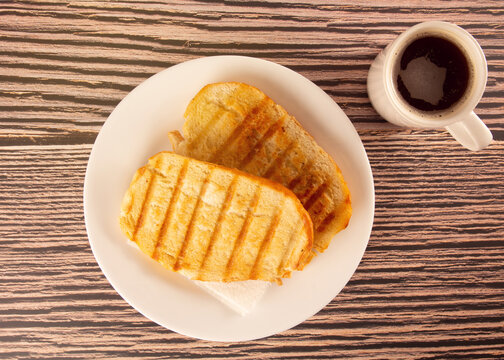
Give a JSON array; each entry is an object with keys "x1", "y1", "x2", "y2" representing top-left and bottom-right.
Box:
[{"x1": 367, "y1": 21, "x2": 492, "y2": 151}]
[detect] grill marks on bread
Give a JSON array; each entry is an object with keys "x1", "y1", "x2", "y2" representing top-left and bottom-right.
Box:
[
  {"x1": 208, "y1": 97, "x2": 270, "y2": 164},
  {"x1": 119, "y1": 152, "x2": 313, "y2": 283},
  {"x1": 170, "y1": 82, "x2": 352, "y2": 252},
  {"x1": 152, "y1": 159, "x2": 189, "y2": 261},
  {"x1": 197, "y1": 175, "x2": 238, "y2": 279}
]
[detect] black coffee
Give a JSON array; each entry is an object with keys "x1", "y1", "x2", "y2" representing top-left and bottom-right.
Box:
[{"x1": 396, "y1": 36, "x2": 470, "y2": 111}]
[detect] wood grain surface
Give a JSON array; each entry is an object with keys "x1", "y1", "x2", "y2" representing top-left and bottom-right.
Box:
[{"x1": 1, "y1": 1, "x2": 503, "y2": 359}]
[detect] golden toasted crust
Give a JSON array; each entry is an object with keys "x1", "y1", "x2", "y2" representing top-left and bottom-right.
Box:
[
  {"x1": 169, "y1": 82, "x2": 351, "y2": 252},
  {"x1": 119, "y1": 151, "x2": 313, "y2": 283}
]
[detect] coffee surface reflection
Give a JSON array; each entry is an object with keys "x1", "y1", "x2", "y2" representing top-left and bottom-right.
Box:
[{"x1": 396, "y1": 36, "x2": 470, "y2": 112}]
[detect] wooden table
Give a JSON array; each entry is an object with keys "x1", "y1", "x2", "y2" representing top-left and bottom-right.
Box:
[{"x1": 1, "y1": 1, "x2": 503, "y2": 358}]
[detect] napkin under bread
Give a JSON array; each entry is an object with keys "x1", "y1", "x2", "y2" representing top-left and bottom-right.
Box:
[{"x1": 194, "y1": 280, "x2": 270, "y2": 316}]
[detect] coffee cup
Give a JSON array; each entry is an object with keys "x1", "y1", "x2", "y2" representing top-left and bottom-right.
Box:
[{"x1": 367, "y1": 21, "x2": 492, "y2": 151}]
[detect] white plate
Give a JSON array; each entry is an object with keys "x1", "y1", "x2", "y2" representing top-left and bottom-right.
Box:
[{"x1": 84, "y1": 56, "x2": 374, "y2": 342}]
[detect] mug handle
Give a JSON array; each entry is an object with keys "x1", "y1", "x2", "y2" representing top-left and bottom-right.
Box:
[{"x1": 445, "y1": 112, "x2": 493, "y2": 151}]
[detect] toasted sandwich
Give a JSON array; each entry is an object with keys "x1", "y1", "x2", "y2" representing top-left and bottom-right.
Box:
[
  {"x1": 168, "y1": 82, "x2": 351, "y2": 252},
  {"x1": 119, "y1": 151, "x2": 313, "y2": 283}
]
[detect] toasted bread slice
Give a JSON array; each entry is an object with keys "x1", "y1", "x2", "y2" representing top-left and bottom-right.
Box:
[
  {"x1": 119, "y1": 151, "x2": 313, "y2": 283},
  {"x1": 168, "y1": 82, "x2": 351, "y2": 252}
]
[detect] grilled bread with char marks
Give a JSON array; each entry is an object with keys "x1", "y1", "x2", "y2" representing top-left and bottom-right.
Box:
[
  {"x1": 119, "y1": 151, "x2": 313, "y2": 283},
  {"x1": 168, "y1": 82, "x2": 351, "y2": 253}
]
